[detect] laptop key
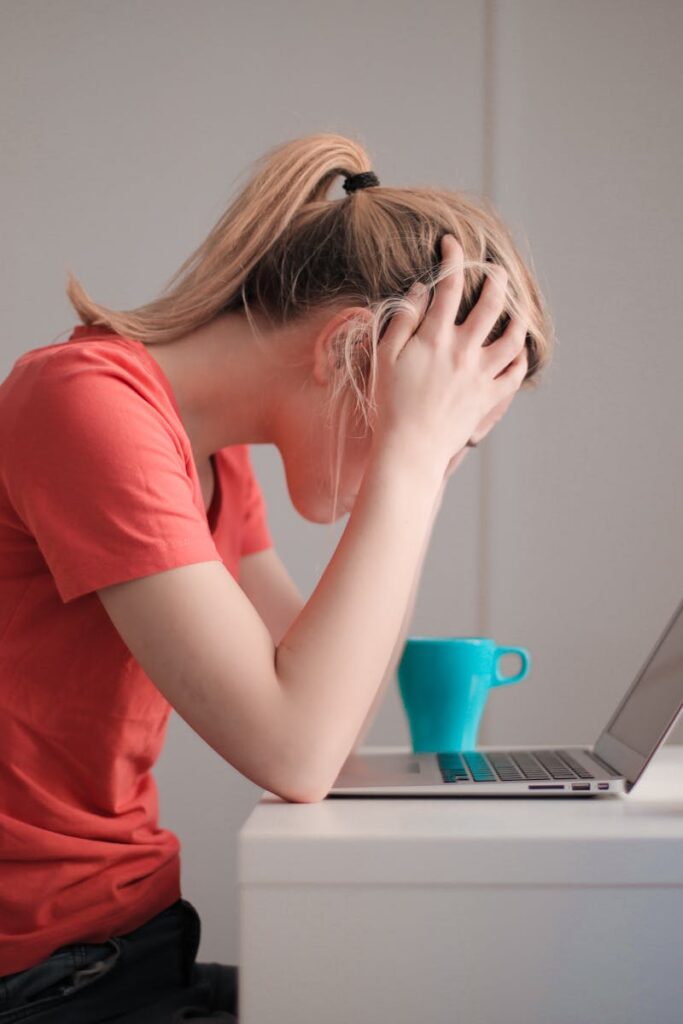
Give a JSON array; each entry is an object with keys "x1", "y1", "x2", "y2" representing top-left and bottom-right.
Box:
[
  {"x1": 437, "y1": 754, "x2": 469, "y2": 783},
  {"x1": 509, "y1": 753, "x2": 551, "y2": 780},
  {"x1": 485, "y1": 754, "x2": 524, "y2": 781},
  {"x1": 555, "y1": 750, "x2": 595, "y2": 779},
  {"x1": 531, "y1": 751, "x2": 576, "y2": 779},
  {"x1": 463, "y1": 753, "x2": 496, "y2": 781}
]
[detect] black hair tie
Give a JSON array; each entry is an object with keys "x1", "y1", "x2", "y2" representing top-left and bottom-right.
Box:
[{"x1": 343, "y1": 171, "x2": 381, "y2": 194}]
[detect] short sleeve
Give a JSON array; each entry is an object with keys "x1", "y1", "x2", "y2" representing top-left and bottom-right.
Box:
[
  {"x1": 240, "y1": 447, "x2": 274, "y2": 557},
  {"x1": 5, "y1": 358, "x2": 222, "y2": 603}
]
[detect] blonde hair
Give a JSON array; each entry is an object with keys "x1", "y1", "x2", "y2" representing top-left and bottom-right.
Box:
[{"x1": 66, "y1": 131, "x2": 555, "y2": 520}]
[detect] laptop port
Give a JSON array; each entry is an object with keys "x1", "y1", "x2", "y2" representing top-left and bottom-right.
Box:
[
  {"x1": 571, "y1": 783, "x2": 590, "y2": 791},
  {"x1": 597, "y1": 782, "x2": 609, "y2": 790}
]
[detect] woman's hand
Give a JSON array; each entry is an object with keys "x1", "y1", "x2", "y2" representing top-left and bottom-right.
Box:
[
  {"x1": 468, "y1": 391, "x2": 517, "y2": 447},
  {"x1": 371, "y1": 234, "x2": 529, "y2": 479},
  {"x1": 444, "y1": 389, "x2": 518, "y2": 477},
  {"x1": 441, "y1": 390, "x2": 518, "y2": 485}
]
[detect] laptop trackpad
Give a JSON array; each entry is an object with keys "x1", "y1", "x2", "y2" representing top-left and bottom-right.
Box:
[{"x1": 336, "y1": 752, "x2": 424, "y2": 785}]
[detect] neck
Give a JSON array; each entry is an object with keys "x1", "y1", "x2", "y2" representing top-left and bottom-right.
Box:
[{"x1": 141, "y1": 310, "x2": 289, "y2": 466}]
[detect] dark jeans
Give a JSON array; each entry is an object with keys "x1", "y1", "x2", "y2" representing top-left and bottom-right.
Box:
[{"x1": 0, "y1": 899, "x2": 238, "y2": 1022}]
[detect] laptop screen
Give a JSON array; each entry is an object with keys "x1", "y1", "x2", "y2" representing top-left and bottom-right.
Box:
[{"x1": 602, "y1": 597, "x2": 683, "y2": 759}]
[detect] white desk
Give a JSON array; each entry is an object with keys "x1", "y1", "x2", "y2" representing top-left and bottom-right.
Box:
[{"x1": 238, "y1": 744, "x2": 683, "y2": 1024}]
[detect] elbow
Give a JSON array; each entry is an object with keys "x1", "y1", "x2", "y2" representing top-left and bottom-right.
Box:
[
  {"x1": 281, "y1": 786, "x2": 328, "y2": 804},
  {"x1": 280, "y1": 764, "x2": 335, "y2": 803},
  {"x1": 281, "y1": 742, "x2": 350, "y2": 802},
  {"x1": 267, "y1": 693, "x2": 339, "y2": 803},
  {"x1": 267, "y1": 666, "x2": 347, "y2": 802},
  {"x1": 269, "y1": 759, "x2": 336, "y2": 804},
  {"x1": 273, "y1": 776, "x2": 331, "y2": 803}
]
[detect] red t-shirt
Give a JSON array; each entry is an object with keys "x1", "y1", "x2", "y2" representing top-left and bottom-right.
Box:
[{"x1": 0, "y1": 324, "x2": 273, "y2": 975}]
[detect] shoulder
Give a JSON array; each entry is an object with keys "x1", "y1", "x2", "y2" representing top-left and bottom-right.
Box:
[
  {"x1": 1, "y1": 330, "x2": 195, "y2": 492},
  {"x1": 2, "y1": 329, "x2": 181, "y2": 437}
]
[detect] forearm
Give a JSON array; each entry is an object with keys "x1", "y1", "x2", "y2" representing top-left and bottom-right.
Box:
[
  {"x1": 274, "y1": 444, "x2": 444, "y2": 799},
  {"x1": 351, "y1": 481, "x2": 444, "y2": 749},
  {"x1": 350, "y1": 447, "x2": 470, "y2": 750}
]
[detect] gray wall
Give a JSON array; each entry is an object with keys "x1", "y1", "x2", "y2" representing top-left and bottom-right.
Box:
[
  {"x1": 483, "y1": 0, "x2": 683, "y2": 748},
  {"x1": 2, "y1": 0, "x2": 681, "y2": 964}
]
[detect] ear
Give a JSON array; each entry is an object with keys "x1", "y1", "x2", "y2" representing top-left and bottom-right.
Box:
[{"x1": 310, "y1": 306, "x2": 374, "y2": 387}]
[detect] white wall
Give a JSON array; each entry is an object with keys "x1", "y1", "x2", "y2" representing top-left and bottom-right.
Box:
[
  {"x1": 1, "y1": 0, "x2": 485, "y2": 964},
  {"x1": 2, "y1": 0, "x2": 681, "y2": 965},
  {"x1": 482, "y1": 0, "x2": 683, "y2": 749}
]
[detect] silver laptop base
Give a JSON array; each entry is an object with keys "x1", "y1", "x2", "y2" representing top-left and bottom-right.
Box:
[{"x1": 330, "y1": 745, "x2": 627, "y2": 797}]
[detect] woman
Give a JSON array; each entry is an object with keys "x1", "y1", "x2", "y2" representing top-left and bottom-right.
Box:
[{"x1": 0, "y1": 132, "x2": 553, "y2": 1021}]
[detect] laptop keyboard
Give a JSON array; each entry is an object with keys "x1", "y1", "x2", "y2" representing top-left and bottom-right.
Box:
[{"x1": 437, "y1": 749, "x2": 598, "y2": 783}]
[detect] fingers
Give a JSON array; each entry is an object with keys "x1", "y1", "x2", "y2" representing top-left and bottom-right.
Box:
[
  {"x1": 486, "y1": 314, "x2": 528, "y2": 378},
  {"x1": 379, "y1": 280, "x2": 431, "y2": 364},
  {"x1": 462, "y1": 264, "x2": 509, "y2": 345},
  {"x1": 467, "y1": 391, "x2": 515, "y2": 447},
  {"x1": 493, "y1": 338, "x2": 529, "y2": 399},
  {"x1": 379, "y1": 234, "x2": 466, "y2": 362},
  {"x1": 422, "y1": 234, "x2": 465, "y2": 342}
]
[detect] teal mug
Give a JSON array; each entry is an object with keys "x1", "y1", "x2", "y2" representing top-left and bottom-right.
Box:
[{"x1": 397, "y1": 637, "x2": 531, "y2": 753}]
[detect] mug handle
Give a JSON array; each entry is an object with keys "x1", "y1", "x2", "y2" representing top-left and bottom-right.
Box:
[{"x1": 492, "y1": 646, "x2": 531, "y2": 687}]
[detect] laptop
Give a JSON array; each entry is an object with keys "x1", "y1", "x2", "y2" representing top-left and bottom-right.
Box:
[{"x1": 330, "y1": 595, "x2": 683, "y2": 798}]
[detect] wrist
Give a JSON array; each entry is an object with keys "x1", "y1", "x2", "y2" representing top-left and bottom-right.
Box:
[{"x1": 369, "y1": 434, "x2": 446, "y2": 498}]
